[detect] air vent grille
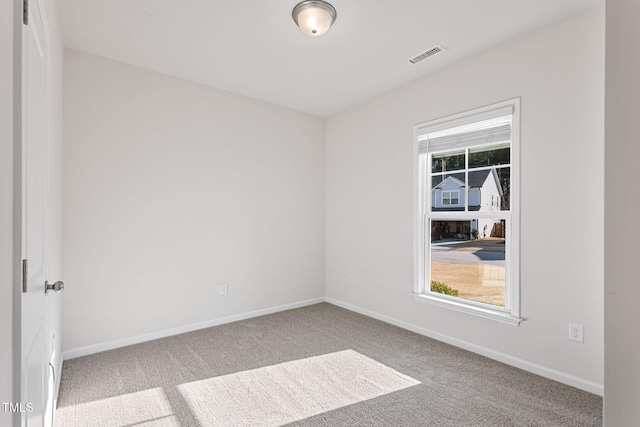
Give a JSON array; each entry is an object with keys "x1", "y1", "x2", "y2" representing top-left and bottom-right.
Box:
[{"x1": 409, "y1": 45, "x2": 446, "y2": 64}]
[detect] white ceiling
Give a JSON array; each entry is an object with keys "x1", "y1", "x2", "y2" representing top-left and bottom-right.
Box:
[{"x1": 59, "y1": 0, "x2": 603, "y2": 118}]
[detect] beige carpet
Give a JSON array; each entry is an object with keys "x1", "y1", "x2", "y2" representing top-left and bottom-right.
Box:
[
  {"x1": 179, "y1": 350, "x2": 420, "y2": 426},
  {"x1": 55, "y1": 303, "x2": 603, "y2": 426},
  {"x1": 55, "y1": 387, "x2": 178, "y2": 426}
]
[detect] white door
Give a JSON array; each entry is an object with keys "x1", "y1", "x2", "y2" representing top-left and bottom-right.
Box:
[{"x1": 21, "y1": 1, "x2": 57, "y2": 425}]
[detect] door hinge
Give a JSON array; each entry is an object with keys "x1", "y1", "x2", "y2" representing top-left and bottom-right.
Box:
[
  {"x1": 23, "y1": 0, "x2": 29, "y2": 25},
  {"x1": 22, "y1": 259, "x2": 28, "y2": 293}
]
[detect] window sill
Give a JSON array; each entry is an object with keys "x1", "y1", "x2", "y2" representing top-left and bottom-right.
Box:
[{"x1": 412, "y1": 293, "x2": 523, "y2": 326}]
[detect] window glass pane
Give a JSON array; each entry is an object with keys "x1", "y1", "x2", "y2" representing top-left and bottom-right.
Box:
[
  {"x1": 467, "y1": 167, "x2": 510, "y2": 212},
  {"x1": 496, "y1": 167, "x2": 510, "y2": 211},
  {"x1": 468, "y1": 143, "x2": 510, "y2": 169},
  {"x1": 432, "y1": 151, "x2": 465, "y2": 174},
  {"x1": 430, "y1": 219, "x2": 506, "y2": 307},
  {"x1": 431, "y1": 173, "x2": 465, "y2": 211},
  {"x1": 443, "y1": 192, "x2": 451, "y2": 205}
]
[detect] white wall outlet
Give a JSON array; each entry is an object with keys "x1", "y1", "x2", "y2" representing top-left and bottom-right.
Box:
[
  {"x1": 219, "y1": 283, "x2": 228, "y2": 295},
  {"x1": 348, "y1": 275, "x2": 355, "y2": 285},
  {"x1": 569, "y1": 323, "x2": 584, "y2": 343}
]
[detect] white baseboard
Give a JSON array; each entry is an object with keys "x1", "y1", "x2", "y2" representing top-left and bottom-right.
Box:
[
  {"x1": 325, "y1": 297, "x2": 604, "y2": 396},
  {"x1": 52, "y1": 354, "x2": 63, "y2": 427},
  {"x1": 63, "y1": 297, "x2": 326, "y2": 360},
  {"x1": 54, "y1": 355, "x2": 62, "y2": 404}
]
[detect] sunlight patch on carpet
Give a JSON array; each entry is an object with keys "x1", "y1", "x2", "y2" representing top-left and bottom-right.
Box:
[
  {"x1": 55, "y1": 387, "x2": 179, "y2": 426},
  {"x1": 178, "y1": 349, "x2": 420, "y2": 427}
]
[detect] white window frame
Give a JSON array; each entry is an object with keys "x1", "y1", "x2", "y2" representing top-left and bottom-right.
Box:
[{"x1": 413, "y1": 99, "x2": 522, "y2": 326}]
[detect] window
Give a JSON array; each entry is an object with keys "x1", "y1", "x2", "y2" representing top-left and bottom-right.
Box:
[
  {"x1": 442, "y1": 190, "x2": 459, "y2": 205},
  {"x1": 413, "y1": 99, "x2": 521, "y2": 325}
]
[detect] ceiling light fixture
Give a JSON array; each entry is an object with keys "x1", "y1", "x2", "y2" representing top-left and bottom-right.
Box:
[{"x1": 292, "y1": 0, "x2": 337, "y2": 37}]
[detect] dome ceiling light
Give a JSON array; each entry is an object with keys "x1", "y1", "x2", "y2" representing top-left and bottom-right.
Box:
[{"x1": 292, "y1": 0, "x2": 337, "y2": 37}]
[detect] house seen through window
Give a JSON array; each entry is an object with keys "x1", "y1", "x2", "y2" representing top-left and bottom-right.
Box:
[{"x1": 414, "y1": 99, "x2": 521, "y2": 325}]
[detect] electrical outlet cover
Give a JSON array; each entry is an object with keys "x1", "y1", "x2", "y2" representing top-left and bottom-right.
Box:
[{"x1": 569, "y1": 323, "x2": 584, "y2": 343}]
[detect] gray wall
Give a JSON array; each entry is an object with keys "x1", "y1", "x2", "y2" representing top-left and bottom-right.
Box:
[
  {"x1": 604, "y1": 0, "x2": 640, "y2": 423},
  {"x1": 326, "y1": 6, "x2": 604, "y2": 391},
  {"x1": 62, "y1": 50, "x2": 326, "y2": 352}
]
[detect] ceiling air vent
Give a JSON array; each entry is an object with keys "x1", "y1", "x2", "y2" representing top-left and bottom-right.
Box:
[{"x1": 409, "y1": 45, "x2": 446, "y2": 64}]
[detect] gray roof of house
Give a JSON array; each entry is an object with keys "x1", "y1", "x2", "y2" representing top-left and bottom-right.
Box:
[{"x1": 432, "y1": 169, "x2": 492, "y2": 189}]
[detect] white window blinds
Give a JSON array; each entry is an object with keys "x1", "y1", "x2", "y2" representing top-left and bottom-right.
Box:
[{"x1": 417, "y1": 105, "x2": 513, "y2": 154}]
